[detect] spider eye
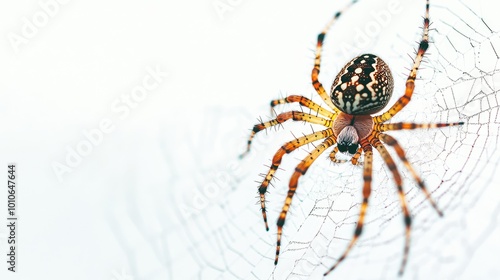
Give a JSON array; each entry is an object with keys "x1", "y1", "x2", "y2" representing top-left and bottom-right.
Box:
[{"x1": 348, "y1": 144, "x2": 359, "y2": 154}]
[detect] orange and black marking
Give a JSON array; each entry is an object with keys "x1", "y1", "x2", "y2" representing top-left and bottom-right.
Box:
[{"x1": 330, "y1": 54, "x2": 394, "y2": 115}]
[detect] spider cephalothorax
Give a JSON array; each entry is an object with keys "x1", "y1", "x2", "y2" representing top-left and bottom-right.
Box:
[
  {"x1": 241, "y1": 0, "x2": 463, "y2": 277},
  {"x1": 333, "y1": 113, "x2": 373, "y2": 154}
]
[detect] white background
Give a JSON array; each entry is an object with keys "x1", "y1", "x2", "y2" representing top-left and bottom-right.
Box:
[{"x1": 0, "y1": 0, "x2": 499, "y2": 279}]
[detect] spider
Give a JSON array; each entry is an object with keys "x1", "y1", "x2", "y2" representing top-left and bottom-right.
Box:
[{"x1": 241, "y1": 0, "x2": 463, "y2": 276}]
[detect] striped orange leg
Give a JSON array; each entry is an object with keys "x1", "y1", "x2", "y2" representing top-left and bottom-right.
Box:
[
  {"x1": 240, "y1": 111, "x2": 333, "y2": 158},
  {"x1": 312, "y1": 0, "x2": 358, "y2": 112},
  {"x1": 374, "y1": 0, "x2": 430, "y2": 123},
  {"x1": 275, "y1": 135, "x2": 337, "y2": 265},
  {"x1": 351, "y1": 147, "x2": 363, "y2": 166},
  {"x1": 371, "y1": 137, "x2": 412, "y2": 276},
  {"x1": 324, "y1": 139, "x2": 372, "y2": 276},
  {"x1": 379, "y1": 133, "x2": 443, "y2": 215},
  {"x1": 330, "y1": 146, "x2": 363, "y2": 165},
  {"x1": 270, "y1": 95, "x2": 336, "y2": 119},
  {"x1": 258, "y1": 128, "x2": 334, "y2": 231},
  {"x1": 377, "y1": 121, "x2": 464, "y2": 132},
  {"x1": 329, "y1": 146, "x2": 347, "y2": 163}
]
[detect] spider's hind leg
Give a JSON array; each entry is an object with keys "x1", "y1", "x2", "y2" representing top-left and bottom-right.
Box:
[
  {"x1": 379, "y1": 133, "x2": 443, "y2": 216},
  {"x1": 372, "y1": 137, "x2": 412, "y2": 276}
]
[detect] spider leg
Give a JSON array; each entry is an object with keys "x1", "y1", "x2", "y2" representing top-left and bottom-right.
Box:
[
  {"x1": 376, "y1": 121, "x2": 464, "y2": 132},
  {"x1": 374, "y1": 0, "x2": 430, "y2": 123},
  {"x1": 378, "y1": 133, "x2": 443, "y2": 216},
  {"x1": 351, "y1": 147, "x2": 363, "y2": 166},
  {"x1": 371, "y1": 137, "x2": 412, "y2": 276},
  {"x1": 275, "y1": 135, "x2": 337, "y2": 265},
  {"x1": 329, "y1": 146, "x2": 347, "y2": 163},
  {"x1": 324, "y1": 139, "x2": 372, "y2": 276},
  {"x1": 241, "y1": 111, "x2": 333, "y2": 158},
  {"x1": 330, "y1": 146, "x2": 364, "y2": 165},
  {"x1": 258, "y1": 128, "x2": 334, "y2": 231},
  {"x1": 270, "y1": 95, "x2": 336, "y2": 119},
  {"x1": 312, "y1": 0, "x2": 358, "y2": 112}
]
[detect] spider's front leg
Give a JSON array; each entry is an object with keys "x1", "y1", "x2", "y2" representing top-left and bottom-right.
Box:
[
  {"x1": 374, "y1": 0, "x2": 430, "y2": 124},
  {"x1": 312, "y1": 0, "x2": 359, "y2": 112}
]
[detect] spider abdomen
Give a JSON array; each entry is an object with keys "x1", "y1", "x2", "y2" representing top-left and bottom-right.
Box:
[{"x1": 330, "y1": 54, "x2": 394, "y2": 115}]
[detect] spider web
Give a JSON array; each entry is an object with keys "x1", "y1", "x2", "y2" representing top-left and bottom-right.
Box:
[{"x1": 109, "y1": 1, "x2": 500, "y2": 279}]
